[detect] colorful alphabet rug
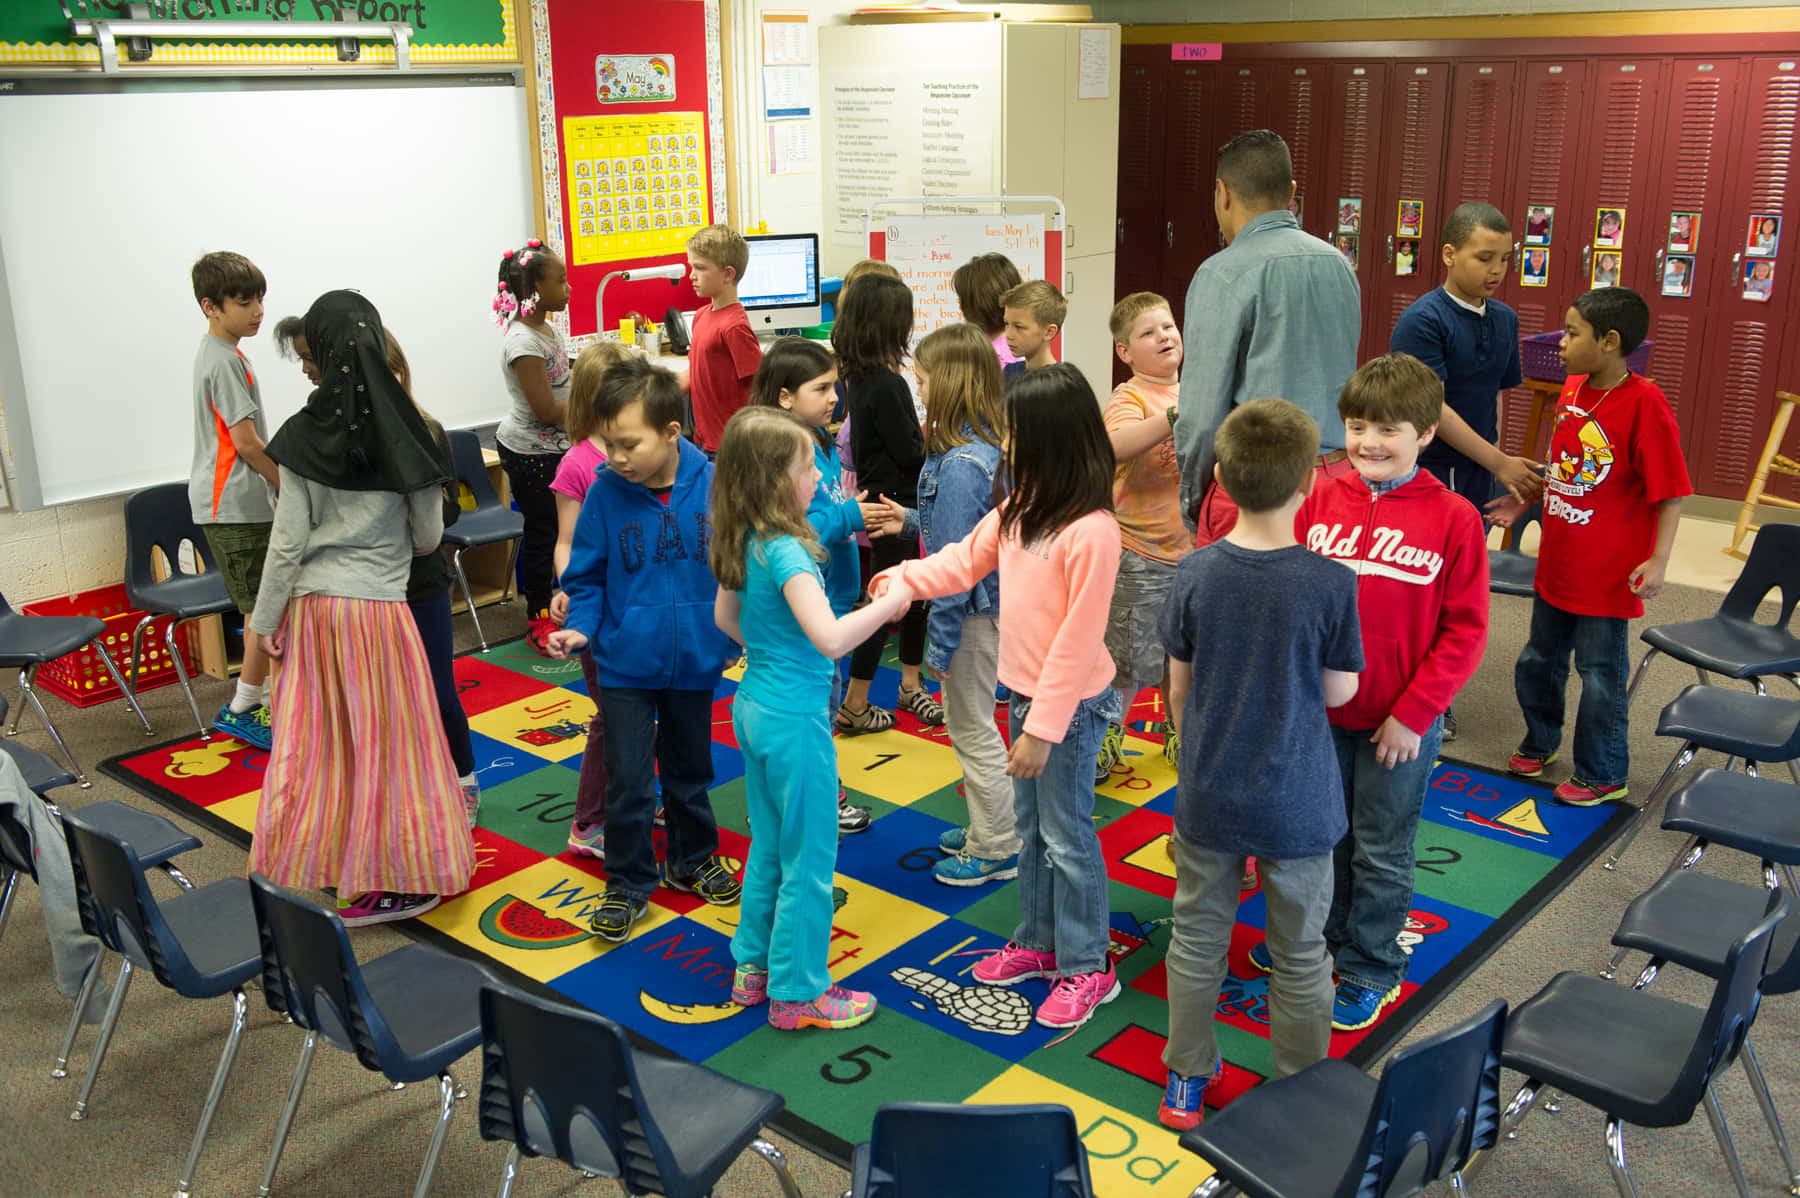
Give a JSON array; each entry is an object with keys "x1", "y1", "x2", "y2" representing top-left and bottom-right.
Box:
[{"x1": 104, "y1": 637, "x2": 1627, "y2": 1195}]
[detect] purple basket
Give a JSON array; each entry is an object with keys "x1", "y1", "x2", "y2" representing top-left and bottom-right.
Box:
[{"x1": 1522, "y1": 332, "x2": 1654, "y2": 383}]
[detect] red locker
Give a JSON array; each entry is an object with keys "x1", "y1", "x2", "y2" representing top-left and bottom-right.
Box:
[
  {"x1": 1369, "y1": 62, "x2": 1454, "y2": 356},
  {"x1": 1264, "y1": 61, "x2": 1327, "y2": 238},
  {"x1": 1113, "y1": 49, "x2": 1166, "y2": 387},
  {"x1": 1319, "y1": 61, "x2": 1390, "y2": 363},
  {"x1": 1157, "y1": 61, "x2": 1225, "y2": 328},
  {"x1": 1690, "y1": 57, "x2": 1800, "y2": 499},
  {"x1": 1445, "y1": 61, "x2": 1519, "y2": 215},
  {"x1": 1569, "y1": 57, "x2": 1667, "y2": 301}
]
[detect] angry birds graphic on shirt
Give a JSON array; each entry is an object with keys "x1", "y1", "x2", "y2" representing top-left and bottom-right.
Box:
[{"x1": 1550, "y1": 406, "x2": 1615, "y2": 493}]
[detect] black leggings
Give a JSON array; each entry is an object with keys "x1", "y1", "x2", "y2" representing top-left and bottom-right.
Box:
[
  {"x1": 497, "y1": 443, "x2": 564, "y2": 614},
  {"x1": 408, "y1": 587, "x2": 475, "y2": 777},
  {"x1": 849, "y1": 535, "x2": 927, "y2": 683}
]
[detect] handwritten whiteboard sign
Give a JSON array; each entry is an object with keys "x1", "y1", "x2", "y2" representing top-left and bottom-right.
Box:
[{"x1": 881, "y1": 213, "x2": 1045, "y2": 348}]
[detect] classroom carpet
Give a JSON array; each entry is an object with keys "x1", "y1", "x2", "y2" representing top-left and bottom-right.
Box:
[{"x1": 102, "y1": 635, "x2": 1629, "y2": 1197}]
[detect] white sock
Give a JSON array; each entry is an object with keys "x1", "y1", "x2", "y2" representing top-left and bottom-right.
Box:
[{"x1": 230, "y1": 679, "x2": 263, "y2": 714}]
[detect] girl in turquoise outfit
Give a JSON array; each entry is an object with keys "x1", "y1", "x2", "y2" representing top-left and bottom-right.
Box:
[{"x1": 711, "y1": 406, "x2": 915, "y2": 1030}]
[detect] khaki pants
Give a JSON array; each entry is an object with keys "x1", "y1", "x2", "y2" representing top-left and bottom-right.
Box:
[{"x1": 941, "y1": 614, "x2": 1019, "y2": 860}]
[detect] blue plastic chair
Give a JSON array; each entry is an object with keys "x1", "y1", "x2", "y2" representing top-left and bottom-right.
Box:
[
  {"x1": 442, "y1": 429, "x2": 524, "y2": 652},
  {"x1": 0, "y1": 693, "x2": 76, "y2": 796},
  {"x1": 1181, "y1": 1000, "x2": 1506, "y2": 1198},
  {"x1": 0, "y1": 588, "x2": 151, "y2": 787},
  {"x1": 249, "y1": 873, "x2": 498, "y2": 1198},
  {"x1": 122, "y1": 482, "x2": 237, "y2": 739},
  {"x1": 1488, "y1": 503, "x2": 1543, "y2": 599},
  {"x1": 479, "y1": 981, "x2": 800, "y2": 1198},
  {"x1": 60, "y1": 805, "x2": 261, "y2": 1198},
  {"x1": 846, "y1": 1102, "x2": 1094, "y2": 1197}
]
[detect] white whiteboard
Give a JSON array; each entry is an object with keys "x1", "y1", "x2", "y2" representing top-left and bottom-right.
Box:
[
  {"x1": 880, "y1": 213, "x2": 1045, "y2": 349},
  {"x1": 0, "y1": 79, "x2": 532, "y2": 508}
]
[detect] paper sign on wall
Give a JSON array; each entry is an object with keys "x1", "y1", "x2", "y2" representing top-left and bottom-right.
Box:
[
  {"x1": 564, "y1": 112, "x2": 709, "y2": 266},
  {"x1": 596, "y1": 54, "x2": 677, "y2": 104}
]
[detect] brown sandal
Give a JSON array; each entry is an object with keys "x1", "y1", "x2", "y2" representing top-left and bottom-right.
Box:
[{"x1": 836, "y1": 701, "x2": 896, "y2": 734}]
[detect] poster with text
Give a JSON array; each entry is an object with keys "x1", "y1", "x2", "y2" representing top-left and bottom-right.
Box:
[{"x1": 565, "y1": 112, "x2": 709, "y2": 267}]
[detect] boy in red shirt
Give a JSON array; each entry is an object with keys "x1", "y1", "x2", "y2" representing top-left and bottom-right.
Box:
[
  {"x1": 1293, "y1": 353, "x2": 1489, "y2": 1031},
  {"x1": 685, "y1": 224, "x2": 763, "y2": 453},
  {"x1": 1488, "y1": 287, "x2": 1691, "y2": 806}
]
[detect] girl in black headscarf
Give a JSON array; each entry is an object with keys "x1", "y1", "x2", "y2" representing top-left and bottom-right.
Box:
[{"x1": 247, "y1": 291, "x2": 474, "y2": 926}]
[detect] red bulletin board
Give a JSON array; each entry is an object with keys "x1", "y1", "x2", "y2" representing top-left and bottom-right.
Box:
[{"x1": 539, "y1": 0, "x2": 724, "y2": 338}]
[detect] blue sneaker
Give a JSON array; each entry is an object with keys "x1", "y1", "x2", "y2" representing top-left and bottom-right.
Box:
[
  {"x1": 932, "y1": 848, "x2": 1019, "y2": 887},
  {"x1": 938, "y1": 826, "x2": 967, "y2": 852},
  {"x1": 1332, "y1": 979, "x2": 1400, "y2": 1031},
  {"x1": 1157, "y1": 1060, "x2": 1223, "y2": 1130},
  {"x1": 212, "y1": 702, "x2": 272, "y2": 751},
  {"x1": 1246, "y1": 940, "x2": 1273, "y2": 975}
]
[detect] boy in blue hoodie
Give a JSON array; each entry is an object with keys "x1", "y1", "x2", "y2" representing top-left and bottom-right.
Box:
[{"x1": 546, "y1": 359, "x2": 742, "y2": 942}]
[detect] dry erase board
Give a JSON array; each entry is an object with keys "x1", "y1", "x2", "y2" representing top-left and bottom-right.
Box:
[
  {"x1": 0, "y1": 75, "x2": 531, "y2": 508},
  {"x1": 878, "y1": 213, "x2": 1046, "y2": 347}
]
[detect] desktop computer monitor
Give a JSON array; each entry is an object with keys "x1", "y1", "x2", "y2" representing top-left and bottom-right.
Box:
[{"x1": 738, "y1": 232, "x2": 822, "y2": 331}]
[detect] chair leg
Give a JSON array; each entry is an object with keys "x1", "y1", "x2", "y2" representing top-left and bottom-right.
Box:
[
  {"x1": 451, "y1": 548, "x2": 491, "y2": 653},
  {"x1": 1502, "y1": 1079, "x2": 1543, "y2": 1142},
  {"x1": 127, "y1": 612, "x2": 154, "y2": 696},
  {"x1": 92, "y1": 642, "x2": 152, "y2": 737},
  {"x1": 52, "y1": 954, "x2": 103, "y2": 1078},
  {"x1": 1623, "y1": 646, "x2": 1660, "y2": 709},
  {"x1": 1703, "y1": 1080, "x2": 1756, "y2": 1198},
  {"x1": 164, "y1": 618, "x2": 207, "y2": 740},
  {"x1": 16, "y1": 666, "x2": 89, "y2": 788},
  {"x1": 748, "y1": 1137, "x2": 803, "y2": 1198},
  {"x1": 0, "y1": 867, "x2": 17, "y2": 944},
  {"x1": 158, "y1": 862, "x2": 197, "y2": 891},
  {"x1": 1605, "y1": 1117, "x2": 1640, "y2": 1198},
  {"x1": 500, "y1": 537, "x2": 521, "y2": 604},
  {"x1": 1741, "y1": 1039, "x2": 1800, "y2": 1196},
  {"x1": 1605, "y1": 742, "x2": 1695, "y2": 872},
  {"x1": 258, "y1": 1030, "x2": 317, "y2": 1198},
  {"x1": 412, "y1": 1071, "x2": 458, "y2": 1198},
  {"x1": 1189, "y1": 1179, "x2": 1235, "y2": 1198},
  {"x1": 495, "y1": 1144, "x2": 523, "y2": 1198},
  {"x1": 70, "y1": 957, "x2": 134, "y2": 1120},
  {"x1": 175, "y1": 987, "x2": 249, "y2": 1198},
  {"x1": 1449, "y1": 1173, "x2": 1470, "y2": 1196}
]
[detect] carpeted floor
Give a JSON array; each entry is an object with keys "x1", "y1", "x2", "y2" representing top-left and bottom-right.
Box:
[{"x1": 3, "y1": 577, "x2": 1799, "y2": 1196}]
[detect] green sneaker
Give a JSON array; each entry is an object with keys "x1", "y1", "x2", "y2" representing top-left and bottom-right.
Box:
[
  {"x1": 1095, "y1": 723, "x2": 1125, "y2": 784},
  {"x1": 1162, "y1": 727, "x2": 1181, "y2": 771}
]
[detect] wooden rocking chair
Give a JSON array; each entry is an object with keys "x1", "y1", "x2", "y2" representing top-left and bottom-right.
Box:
[{"x1": 1728, "y1": 391, "x2": 1800, "y2": 560}]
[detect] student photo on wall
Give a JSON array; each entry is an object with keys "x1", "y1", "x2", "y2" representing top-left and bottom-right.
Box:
[
  {"x1": 1595, "y1": 208, "x2": 1625, "y2": 249},
  {"x1": 1593, "y1": 251, "x2": 1621, "y2": 287},
  {"x1": 1745, "y1": 259, "x2": 1776, "y2": 302},
  {"x1": 1337, "y1": 198, "x2": 1362, "y2": 234},
  {"x1": 1526, "y1": 205, "x2": 1553, "y2": 245},
  {"x1": 1289, "y1": 194, "x2": 1304, "y2": 223},
  {"x1": 1748, "y1": 214, "x2": 1781, "y2": 257},
  {"x1": 1395, "y1": 238, "x2": 1419, "y2": 276},
  {"x1": 1335, "y1": 234, "x2": 1359, "y2": 269},
  {"x1": 1521, "y1": 246, "x2": 1549, "y2": 286},
  {"x1": 1668, "y1": 212, "x2": 1698, "y2": 252},
  {"x1": 1397, "y1": 200, "x2": 1424, "y2": 237},
  {"x1": 1662, "y1": 254, "x2": 1694, "y2": 297}
]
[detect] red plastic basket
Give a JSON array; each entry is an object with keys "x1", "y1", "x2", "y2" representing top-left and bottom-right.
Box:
[
  {"x1": 1521, "y1": 332, "x2": 1655, "y2": 384},
  {"x1": 20, "y1": 583, "x2": 195, "y2": 708}
]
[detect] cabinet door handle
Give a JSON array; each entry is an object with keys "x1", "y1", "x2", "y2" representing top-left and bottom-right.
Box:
[
  {"x1": 1387, "y1": 234, "x2": 1394, "y2": 264},
  {"x1": 1166, "y1": 220, "x2": 1174, "y2": 248},
  {"x1": 1583, "y1": 244, "x2": 1592, "y2": 274}
]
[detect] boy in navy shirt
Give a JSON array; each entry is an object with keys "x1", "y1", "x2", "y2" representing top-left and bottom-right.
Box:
[{"x1": 547, "y1": 359, "x2": 742, "y2": 942}]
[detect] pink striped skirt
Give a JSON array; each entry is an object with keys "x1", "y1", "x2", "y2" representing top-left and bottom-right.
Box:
[{"x1": 251, "y1": 593, "x2": 476, "y2": 897}]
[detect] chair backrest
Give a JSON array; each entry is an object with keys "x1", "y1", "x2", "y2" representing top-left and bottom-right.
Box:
[
  {"x1": 123, "y1": 483, "x2": 218, "y2": 602},
  {"x1": 480, "y1": 982, "x2": 712, "y2": 1194},
  {"x1": 59, "y1": 807, "x2": 197, "y2": 986},
  {"x1": 1332, "y1": 999, "x2": 1507, "y2": 1198},
  {"x1": 1496, "y1": 504, "x2": 1544, "y2": 557},
  {"x1": 448, "y1": 429, "x2": 503, "y2": 510},
  {"x1": 248, "y1": 873, "x2": 400, "y2": 1070},
  {"x1": 1676, "y1": 895, "x2": 1789, "y2": 1103},
  {"x1": 1721, "y1": 523, "x2": 1800, "y2": 626},
  {"x1": 857, "y1": 1102, "x2": 1093, "y2": 1197}
]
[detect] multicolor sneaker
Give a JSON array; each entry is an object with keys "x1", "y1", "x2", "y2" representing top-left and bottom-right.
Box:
[
  {"x1": 1507, "y1": 749, "x2": 1558, "y2": 778},
  {"x1": 1241, "y1": 857, "x2": 1260, "y2": 891},
  {"x1": 1162, "y1": 727, "x2": 1181, "y2": 771},
  {"x1": 731, "y1": 962, "x2": 769, "y2": 1007},
  {"x1": 939, "y1": 826, "x2": 968, "y2": 852},
  {"x1": 212, "y1": 702, "x2": 273, "y2": 751},
  {"x1": 337, "y1": 891, "x2": 439, "y2": 927},
  {"x1": 567, "y1": 821, "x2": 605, "y2": 860},
  {"x1": 1095, "y1": 723, "x2": 1125, "y2": 784},
  {"x1": 588, "y1": 887, "x2": 648, "y2": 942},
  {"x1": 461, "y1": 781, "x2": 481, "y2": 828},
  {"x1": 1036, "y1": 963, "x2": 1121, "y2": 1029},
  {"x1": 1553, "y1": 776, "x2": 1630, "y2": 807},
  {"x1": 896, "y1": 684, "x2": 945, "y2": 725},
  {"x1": 526, "y1": 609, "x2": 558, "y2": 656},
  {"x1": 1246, "y1": 940, "x2": 1273, "y2": 975},
  {"x1": 838, "y1": 786, "x2": 872, "y2": 834},
  {"x1": 1158, "y1": 1060, "x2": 1224, "y2": 1131},
  {"x1": 932, "y1": 848, "x2": 1019, "y2": 887},
  {"x1": 972, "y1": 941, "x2": 1058, "y2": 986},
  {"x1": 768, "y1": 984, "x2": 877, "y2": 1030},
  {"x1": 1332, "y1": 979, "x2": 1401, "y2": 1031},
  {"x1": 665, "y1": 856, "x2": 743, "y2": 906}
]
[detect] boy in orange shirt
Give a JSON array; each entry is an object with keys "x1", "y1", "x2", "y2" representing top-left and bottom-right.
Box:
[{"x1": 685, "y1": 224, "x2": 763, "y2": 454}]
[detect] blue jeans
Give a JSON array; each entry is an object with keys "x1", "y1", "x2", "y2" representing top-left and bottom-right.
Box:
[
  {"x1": 1515, "y1": 596, "x2": 1630, "y2": 787},
  {"x1": 1009, "y1": 688, "x2": 1121, "y2": 975},
  {"x1": 1324, "y1": 717, "x2": 1444, "y2": 992},
  {"x1": 598, "y1": 687, "x2": 718, "y2": 900}
]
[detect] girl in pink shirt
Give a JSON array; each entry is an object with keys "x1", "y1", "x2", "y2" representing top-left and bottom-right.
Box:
[
  {"x1": 873, "y1": 364, "x2": 1124, "y2": 1031},
  {"x1": 549, "y1": 341, "x2": 633, "y2": 858}
]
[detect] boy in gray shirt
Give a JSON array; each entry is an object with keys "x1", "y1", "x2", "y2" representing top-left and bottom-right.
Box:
[{"x1": 188, "y1": 251, "x2": 278, "y2": 749}]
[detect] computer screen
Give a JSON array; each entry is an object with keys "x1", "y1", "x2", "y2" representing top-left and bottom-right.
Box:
[{"x1": 738, "y1": 232, "x2": 822, "y2": 330}]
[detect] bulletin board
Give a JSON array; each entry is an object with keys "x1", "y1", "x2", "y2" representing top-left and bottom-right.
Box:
[{"x1": 529, "y1": 0, "x2": 729, "y2": 340}]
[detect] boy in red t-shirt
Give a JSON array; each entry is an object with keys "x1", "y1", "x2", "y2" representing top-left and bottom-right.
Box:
[
  {"x1": 1487, "y1": 287, "x2": 1692, "y2": 806},
  {"x1": 685, "y1": 224, "x2": 763, "y2": 453},
  {"x1": 1294, "y1": 353, "x2": 1489, "y2": 1032}
]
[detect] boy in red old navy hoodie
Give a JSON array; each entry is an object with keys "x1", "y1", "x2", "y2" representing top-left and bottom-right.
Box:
[{"x1": 1294, "y1": 353, "x2": 1489, "y2": 1033}]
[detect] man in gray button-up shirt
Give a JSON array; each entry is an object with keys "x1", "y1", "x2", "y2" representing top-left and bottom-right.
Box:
[{"x1": 1175, "y1": 130, "x2": 1362, "y2": 544}]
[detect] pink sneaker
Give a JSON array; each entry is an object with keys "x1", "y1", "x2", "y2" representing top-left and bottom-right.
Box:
[
  {"x1": 972, "y1": 941, "x2": 1057, "y2": 986},
  {"x1": 1035, "y1": 963, "x2": 1120, "y2": 1029},
  {"x1": 768, "y1": 984, "x2": 877, "y2": 1030}
]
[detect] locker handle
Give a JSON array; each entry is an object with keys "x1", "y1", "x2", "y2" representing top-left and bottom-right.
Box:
[
  {"x1": 1117, "y1": 216, "x2": 1124, "y2": 248},
  {"x1": 1387, "y1": 234, "x2": 1394, "y2": 264},
  {"x1": 1655, "y1": 249, "x2": 1665, "y2": 276},
  {"x1": 1166, "y1": 220, "x2": 1174, "y2": 248},
  {"x1": 1733, "y1": 251, "x2": 1743, "y2": 269},
  {"x1": 1583, "y1": 244, "x2": 1592, "y2": 275}
]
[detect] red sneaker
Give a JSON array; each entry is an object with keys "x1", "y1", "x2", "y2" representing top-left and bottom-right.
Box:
[
  {"x1": 526, "y1": 610, "x2": 557, "y2": 656},
  {"x1": 1507, "y1": 749, "x2": 1558, "y2": 778},
  {"x1": 1158, "y1": 1061, "x2": 1225, "y2": 1131},
  {"x1": 1552, "y1": 776, "x2": 1629, "y2": 807}
]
